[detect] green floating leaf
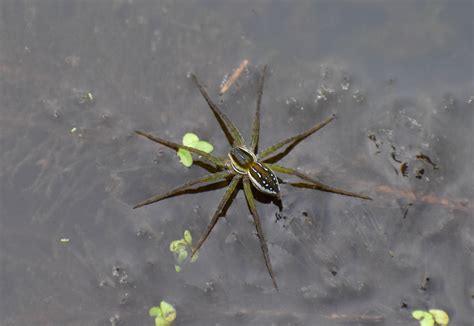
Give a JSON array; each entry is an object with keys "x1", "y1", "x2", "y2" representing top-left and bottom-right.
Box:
[
  {"x1": 149, "y1": 306, "x2": 162, "y2": 318},
  {"x1": 174, "y1": 265, "x2": 181, "y2": 273},
  {"x1": 177, "y1": 249, "x2": 188, "y2": 264},
  {"x1": 192, "y1": 140, "x2": 213, "y2": 153},
  {"x1": 183, "y1": 230, "x2": 192, "y2": 245},
  {"x1": 420, "y1": 317, "x2": 434, "y2": 326},
  {"x1": 155, "y1": 317, "x2": 170, "y2": 326},
  {"x1": 412, "y1": 310, "x2": 435, "y2": 326},
  {"x1": 182, "y1": 133, "x2": 199, "y2": 146},
  {"x1": 412, "y1": 311, "x2": 426, "y2": 320},
  {"x1": 170, "y1": 239, "x2": 187, "y2": 253},
  {"x1": 177, "y1": 149, "x2": 193, "y2": 167},
  {"x1": 429, "y1": 309, "x2": 449, "y2": 326},
  {"x1": 177, "y1": 133, "x2": 214, "y2": 167},
  {"x1": 160, "y1": 301, "x2": 176, "y2": 322}
]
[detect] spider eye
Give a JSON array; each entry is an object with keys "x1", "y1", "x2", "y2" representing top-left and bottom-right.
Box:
[{"x1": 248, "y1": 162, "x2": 280, "y2": 196}]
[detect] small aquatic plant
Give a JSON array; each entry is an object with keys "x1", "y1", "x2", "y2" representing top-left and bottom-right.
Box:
[
  {"x1": 176, "y1": 133, "x2": 213, "y2": 167},
  {"x1": 170, "y1": 230, "x2": 198, "y2": 272},
  {"x1": 149, "y1": 301, "x2": 176, "y2": 326},
  {"x1": 412, "y1": 309, "x2": 449, "y2": 326}
]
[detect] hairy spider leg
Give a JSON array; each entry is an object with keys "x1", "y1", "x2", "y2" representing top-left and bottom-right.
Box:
[
  {"x1": 134, "y1": 171, "x2": 233, "y2": 209},
  {"x1": 134, "y1": 130, "x2": 226, "y2": 168},
  {"x1": 191, "y1": 74, "x2": 245, "y2": 147},
  {"x1": 268, "y1": 164, "x2": 372, "y2": 200},
  {"x1": 243, "y1": 177, "x2": 278, "y2": 289},
  {"x1": 250, "y1": 65, "x2": 267, "y2": 153},
  {"x1": 191, "y1": 175, "x2": 242, "y2": 257},
  {"x1": 257, "y1": 115, "x2": 336, "y2": 161}
]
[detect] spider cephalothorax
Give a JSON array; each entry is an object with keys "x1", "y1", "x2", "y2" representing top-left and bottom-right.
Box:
[{"x1": 134, "y1": 66, "x2": 371, "y2": 289}]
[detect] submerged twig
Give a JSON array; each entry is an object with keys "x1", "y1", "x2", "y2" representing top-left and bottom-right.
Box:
[{"x1": 376, "y1": 185, "x2": 471, "y2": 210}]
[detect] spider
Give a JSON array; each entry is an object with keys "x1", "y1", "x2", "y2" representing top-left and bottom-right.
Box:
[{"x1": 134, "y1": 66, "x2": 371, "y2": 289}]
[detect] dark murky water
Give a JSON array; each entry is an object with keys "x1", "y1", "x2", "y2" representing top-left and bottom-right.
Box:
[{"x1": 1, "y1": 1, "x2": 472, "y2": 325}]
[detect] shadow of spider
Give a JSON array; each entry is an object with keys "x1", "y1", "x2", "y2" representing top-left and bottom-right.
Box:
[{"x1": 134, "y1": 65, "x2": 371, "y2": 290}]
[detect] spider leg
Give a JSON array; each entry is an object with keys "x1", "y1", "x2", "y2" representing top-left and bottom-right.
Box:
[
  {"x1": 257, "y1": 115, "x2": 335, "y2": 161},
  {"x1": 250, "y1": 65, "x2": 267, "y2": 153},
  {"x1": 243, "y1": 177, "x2": 279, "y2": 290},
  {"x1": 190, "y1": 74, "x2": 245, "y2": 147},
  {"x1": 191, "y1": 175, "x2": 242, "y2": 257},
  {"x1": 135, "y1": 130, "x2": 226, "y2": 168},
  {"x1": 133, "y1": 171, "x2": 233, "y2": 209},
  {"x1": 267, "y1": 164, "x2": 372, "y2": 200}
]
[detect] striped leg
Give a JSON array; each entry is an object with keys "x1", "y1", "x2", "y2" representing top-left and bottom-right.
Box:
[
  {"x1": 243, "y1": 177, "x2": 278, "y2": 290},
  {"x1": 257, "y1": 115, "x2": 335, "y2": 161},
  {"x1": 191, "y1": 175, "x2": 242, "y2": 257},
  {"x1": 135, "y1": 130, "x2": 226, "y2": 168},
  {"x1": 250, "y1": 65, "x2": 267, "y2": 153},
  {"x1": 134, "y1": 171, "x2": 233, "y2": 209},
  {"x1": 190, "y1": 74, "x2": 245, "y2": 147}
]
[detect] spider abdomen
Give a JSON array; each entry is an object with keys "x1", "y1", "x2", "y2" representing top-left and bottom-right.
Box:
[{"x1": 248, "y1": 161, "x2": 280, "y2": 196}]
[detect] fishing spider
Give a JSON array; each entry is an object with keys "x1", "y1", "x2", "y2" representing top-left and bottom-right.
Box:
[{"x1": 134, "y1": 66, "x2": 371, "y2": 289}]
